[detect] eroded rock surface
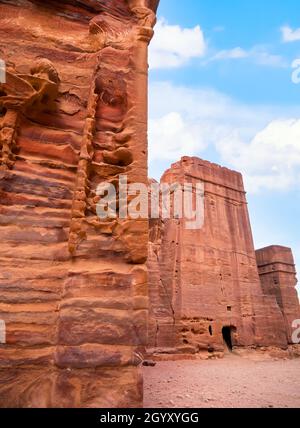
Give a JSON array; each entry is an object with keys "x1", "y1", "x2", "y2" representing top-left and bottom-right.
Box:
[
  {"x1": 0, "y1": 0, "x2": 158, "y2": 408},
  {"x1": 256, "y1": 246, "x2": 300, "y2": 344},
  {"x1": 148, "y1": 157, "x2": 298, "y2": 357}
]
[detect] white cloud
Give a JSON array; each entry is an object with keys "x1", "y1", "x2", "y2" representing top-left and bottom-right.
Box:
[
  {"x1": 150, "y1": 19, "x2": 287, "y2": 70},
  {"x1": 253, "y1": 48, "x2": 287, "y2": 67},
  {"x1": 149, "y1": 18, "x2": 206, "y2": 69},
  {"x1": 281, "y1": 25, "x2": 300, "y2": 42},
  {"x1": 209, "y1": 46, "x2": 287, "y2": 68},
  {"x1": 149, "y1": 81, "x2": 300, "y2": 192},
  {"x1": 212, "y1": 47, "x2": 248, "y2": 60},
  {"x1": 216, "y1": 119, "x2": 300, "y2": 192},
  {"x1": 149, "y1": 112, "x2": 205, "y2": 161}
]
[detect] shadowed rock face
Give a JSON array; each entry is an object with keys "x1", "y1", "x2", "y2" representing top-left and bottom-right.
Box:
[
  {"x1": 148, "y1": 157, "x2": 298, "y2": 357},
  {"x1": 0, "y1": 0, "x2": 157, "y2": 408}
]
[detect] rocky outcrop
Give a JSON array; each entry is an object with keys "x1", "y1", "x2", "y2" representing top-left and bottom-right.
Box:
[
  {"x1": 0, "y1": 0, "x2": 158, "y2": 408},
  {"x1": 256, "y1": 246, "x2": 300, "y2": 344},
  {"x1": 148, "y1": 157, "x2": 294, "y2": 357}
]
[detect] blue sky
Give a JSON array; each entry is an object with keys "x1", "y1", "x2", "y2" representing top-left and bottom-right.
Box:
[{"x1": 148, "y1": 0, "x2": 300, "y2": 294}]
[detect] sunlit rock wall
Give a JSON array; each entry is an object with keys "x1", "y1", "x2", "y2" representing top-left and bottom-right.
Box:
[
  {"x1": 0, "y1": 0, "x2": 158, "y2": 408},
  {"x1": 148, "y1": 157, "x2": 288, "y2": 357}
]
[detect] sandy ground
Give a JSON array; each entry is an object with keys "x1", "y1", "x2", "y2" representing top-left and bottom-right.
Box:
[{"x1": 143, "y1": 354, "x2": 300, "y2": 408}]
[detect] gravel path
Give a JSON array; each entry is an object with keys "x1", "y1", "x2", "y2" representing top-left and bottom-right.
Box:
[{"x1": 143, "y1": 354, "x2": 300, "y2": 408}]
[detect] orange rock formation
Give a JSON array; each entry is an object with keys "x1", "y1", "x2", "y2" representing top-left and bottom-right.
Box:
[
  {"x1": 256, "y1": 246, "x2": 300, "y2": 344},
  {"x1": 0, "y1": 0, "x2": 158, "y2": 408},
  {"x1": 148, "y1": 157, "x2": 300, "y2": 357}
]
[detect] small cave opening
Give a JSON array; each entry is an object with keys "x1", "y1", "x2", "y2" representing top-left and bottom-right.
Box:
[
  {"x1": 222, "y1": 326, "x2": 235, "y2": 351},
  {"x1": 208, "y1": 325, "x2": 213, "y2": 336}
]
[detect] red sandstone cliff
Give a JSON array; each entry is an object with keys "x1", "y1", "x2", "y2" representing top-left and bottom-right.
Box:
[
  {"x1": 0, "y1": 0, "x2": 158, "y2": 408},
  {"x1": 148, "y1": 157, "x2": 293, "y2": 357}
]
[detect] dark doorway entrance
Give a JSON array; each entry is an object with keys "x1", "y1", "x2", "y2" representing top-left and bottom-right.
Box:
[{"x1": 222, "y1": 326, "x2": 234, "y2": 351}]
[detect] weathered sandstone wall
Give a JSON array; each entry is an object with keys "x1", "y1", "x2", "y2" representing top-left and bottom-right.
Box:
[
  {"x1": 148, "y1": 157, "x2": 289, "y2": 356},
  {"x1": 0, "y1": 0, "x2": 158, "y2": 408},
  {"x1": 256, "y1": 246, "x2": 300, "y2": 344}
]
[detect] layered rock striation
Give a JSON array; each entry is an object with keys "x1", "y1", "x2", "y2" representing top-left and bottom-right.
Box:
[{"x1": 0, "y1": 0, "x2": 158, "y2": 407}]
